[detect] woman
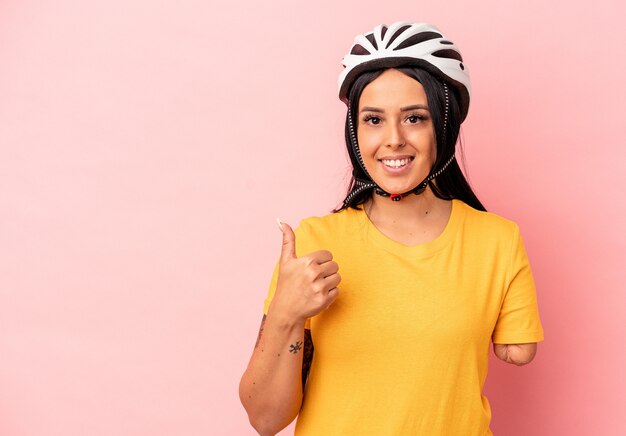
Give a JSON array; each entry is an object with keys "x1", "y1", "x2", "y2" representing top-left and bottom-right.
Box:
[{"x1": 240, "y1": 22, "x2": 544, "y2": 435}]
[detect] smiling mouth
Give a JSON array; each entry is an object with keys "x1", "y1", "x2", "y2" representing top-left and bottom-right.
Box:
[{"x1": 380, "y1": 157, "x2": 414, "y2": 168}]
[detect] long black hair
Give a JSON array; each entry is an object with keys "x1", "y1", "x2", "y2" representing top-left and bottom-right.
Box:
[{"x1": 334, "y1": 67, "x2": 486, "y2": 212}]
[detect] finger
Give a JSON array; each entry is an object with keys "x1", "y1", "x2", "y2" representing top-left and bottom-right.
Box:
[
  {"x1": 321, "y1": 272, "x2": 341, "y2": 290},
  {"x1": 325, "y1": 287, "x2": 339, "y2": 305},
  {"x1": 305, "y1": 249, "x2": 333, "y2": 265},
  {"x1": 319, "y1": 261, "x2": 339, "y2": 278},
  {"x1": 278, "y1": 221, "x2": 297, "y2": 262}
]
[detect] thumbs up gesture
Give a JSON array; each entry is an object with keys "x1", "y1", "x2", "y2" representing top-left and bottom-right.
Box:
[{"x1": 271, "y1": 220, "x2": 341, "y2": 323}]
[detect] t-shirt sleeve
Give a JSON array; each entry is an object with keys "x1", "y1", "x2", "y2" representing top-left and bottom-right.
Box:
[
  {"x1": 262, "y1": 224, "x2": 312, "y2": 329},
  {"x1": 492, "y1": 224, "x2": 545, "y2": 344}
]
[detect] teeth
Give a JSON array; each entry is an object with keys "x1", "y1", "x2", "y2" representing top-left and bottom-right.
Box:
[{"x1": 382, "y1": 158, "x2": 410, "y2": 168}]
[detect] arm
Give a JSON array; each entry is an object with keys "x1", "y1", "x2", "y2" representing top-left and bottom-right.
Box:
[
  {"x1": 239, "y1": 313, "x2": 307, "y2": 436},
  {"x1": 492, "y1": 226, "x2": 544, "y2": 366},
  {"x1": 239, "y1": 314, "x2": 315, "y2": 435},
  {"x1": 239, "y1": 222, "x2": 336, "y2": 435},
  {"x1": 493, "y1": 342, "x2": 537, "y2": 366}
]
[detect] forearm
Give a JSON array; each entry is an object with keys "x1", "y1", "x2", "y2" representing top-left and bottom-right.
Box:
[{"x1": 239, "y1": 309, "x2": 306, "y2": 435}]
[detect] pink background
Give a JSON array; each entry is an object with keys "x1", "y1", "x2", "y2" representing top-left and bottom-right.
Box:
[{"x1": 1, "y1": 1, "x2": 625, "y2": 435}]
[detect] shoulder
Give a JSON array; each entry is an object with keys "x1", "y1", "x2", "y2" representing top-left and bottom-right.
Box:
[
  {"x1": 454, "y1": 201, "x2": 531, "y2": 277},
  {"x1": 295, "y1": 207, "x2": 360, "y2": 238},
  {"x1": 456, "y1": 200, "x2": 520, "y2": 235},
  {"x1": 292, "y1": 207, "x2": 362, "y2": 253},
  {"x1": 455, "y1": 200, "x2": 523, "y2": 248}
]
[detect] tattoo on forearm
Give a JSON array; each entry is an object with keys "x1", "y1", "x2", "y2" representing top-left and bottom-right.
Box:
[
  {"x1": 289, "y1": 341, "x2": 303, "y2": 354},
  {"x1": 254, "y1": 315, "x2": 267, "y2": 349},
  {"x1": 302, "y1": 329, "x2": 314, "y2": 391}
]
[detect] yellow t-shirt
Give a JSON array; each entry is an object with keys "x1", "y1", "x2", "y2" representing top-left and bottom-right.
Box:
[{"x1": 263, "y1": 199, "x2": 544, "y2": 435}]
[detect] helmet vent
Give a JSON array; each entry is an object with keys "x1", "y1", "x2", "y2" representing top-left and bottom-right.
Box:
[
  {"x1": 439, "y1": 40, "x2": 453, "y2": 45},
  {"x1": 350, "y1": 44, "x2": 371, "y2": 55},
  {"x1": 380, "y1": 25, "x2": 388, "y2": 40},
  {"x1": 395, "y1": 31, "x2": 443, "y2": 50},
  {"x1": 432, "y1": 49, "x2": 463, "y2": 61},
  {"x1": 365, "y1": 33, "x2": 378, "y2": 50},
  {"x1": 385, "y1": 25, "x2": 411, "y2": 48}
]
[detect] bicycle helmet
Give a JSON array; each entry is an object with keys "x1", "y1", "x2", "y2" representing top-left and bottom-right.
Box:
[{"x1": 338, "y1": 21, "x2": 471, "y2": 122}]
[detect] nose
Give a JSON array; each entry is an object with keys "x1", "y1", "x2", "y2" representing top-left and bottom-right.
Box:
[{"x1": 385, "y1": 121, "x2": 405, "y2": 148}]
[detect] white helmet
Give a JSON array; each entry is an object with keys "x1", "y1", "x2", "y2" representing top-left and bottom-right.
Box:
[{"x1": 338, "y1": 21, "x2": 471, "y2": 121}]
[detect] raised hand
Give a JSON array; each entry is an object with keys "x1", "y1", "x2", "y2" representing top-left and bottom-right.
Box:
[{"x1": 270, "y1": 220, "x2": 341, "y2": 323}]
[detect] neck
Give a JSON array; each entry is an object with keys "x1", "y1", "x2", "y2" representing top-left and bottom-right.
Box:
[{"x1": 365, "y1": 186, "x2": 450, "y2": 226}]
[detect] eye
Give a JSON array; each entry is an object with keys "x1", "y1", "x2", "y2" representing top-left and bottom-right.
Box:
[
  {"x1": 406, "y1": 113, "x2": 426, "y2": 124},
  {"x1": 363, "y1": 115, "x2": 382, "y2": 125}
]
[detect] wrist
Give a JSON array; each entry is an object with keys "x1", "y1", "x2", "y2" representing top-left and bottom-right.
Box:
[{"x1": 267, "y1": 303, "x2": 307, "y2": 330}]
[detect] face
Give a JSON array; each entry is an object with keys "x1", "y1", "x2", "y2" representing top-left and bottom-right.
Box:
[{"x1": 357, "y1": 68, "x2": 436, "y2": 196}]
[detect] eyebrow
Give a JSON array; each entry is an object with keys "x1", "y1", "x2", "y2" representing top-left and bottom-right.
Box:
[{"x1": 360, "y1": 104, "x2": 430, "y2": 113}]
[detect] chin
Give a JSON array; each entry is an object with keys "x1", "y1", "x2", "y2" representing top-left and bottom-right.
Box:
[{"x1": 375, "y1": 177, "x2": 424, "y2": 195}]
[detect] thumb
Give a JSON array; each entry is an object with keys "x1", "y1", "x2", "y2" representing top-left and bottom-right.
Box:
[{"x1": 277, "y1": 219, "x2": 297, "y2": 262}]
